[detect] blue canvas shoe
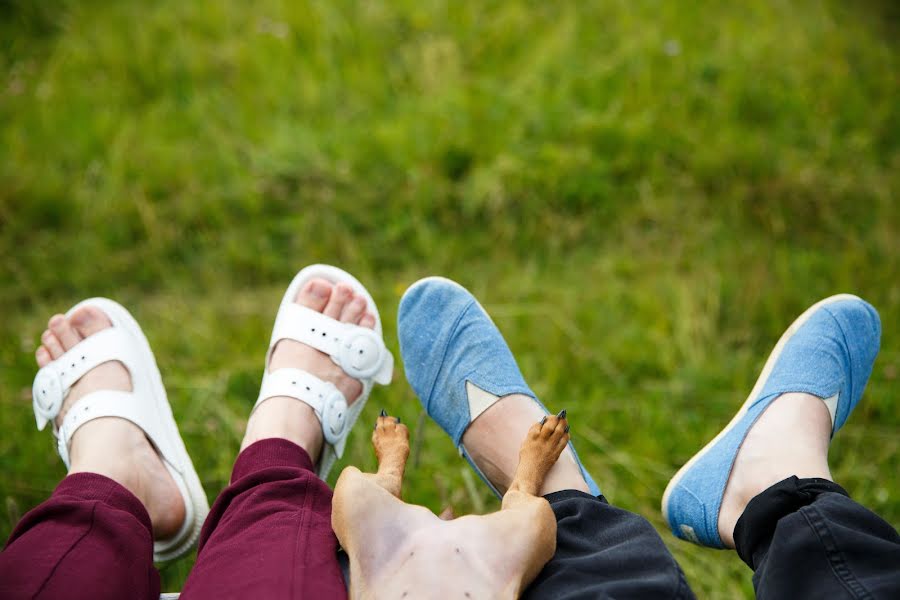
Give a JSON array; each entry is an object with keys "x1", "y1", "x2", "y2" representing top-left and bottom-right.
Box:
[
  {"x1": 398, "y1": 276, "x2": 602, "y2": 497},
  {"x1": 662, "y1": 294, "x2": 881, "y2": 547}
]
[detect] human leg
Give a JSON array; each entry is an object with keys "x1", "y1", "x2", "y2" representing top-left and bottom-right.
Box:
[
  {"x1": 735, "y1": 476, "x2": 900, "y2": 599},
  {"x1": 179, "y1": 438, "x2": 346, "y2": 599},
  {"x1": 398, "y1": 277, "x2": 695, "y2": 600},
  {"x1": 181, "y1": 267, "x2": 392, "y2": 600},
  {"x1": 665, "y1": 295, "x2": 900, "y2": 598},
  {"x1": 1, "y1": 474, "x2": 160, "y2": 600},
  {"x1": 1, "y1": 304, "x2": 203, "y2": 599}
]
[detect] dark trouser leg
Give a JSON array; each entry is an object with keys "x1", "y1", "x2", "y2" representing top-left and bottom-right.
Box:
[
  {"x1": 0, "y1": 473, "x2": 159, "y2": 600},
  {"x1": 523, "y1": 490, "x2": 696, "y2": 600},
  {"x1": 735, "y1": 476, "x2": 900, "y2": 600},
  {"x1": 180, "y1": 438, "x2": 346, "y2": 600}
]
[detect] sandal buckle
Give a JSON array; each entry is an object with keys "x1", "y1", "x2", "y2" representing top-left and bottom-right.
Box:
[
  {"x1": 33, "y1": 365, "x2": 64, "y2": 431},
  {"x1": 338, "y1": 329, "x2": 385, "y2": 380},
  {"x1": 322, "y1": 389, "x2": 349, "y2": 445}
]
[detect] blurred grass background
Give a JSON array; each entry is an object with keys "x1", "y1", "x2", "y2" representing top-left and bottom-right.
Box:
[{"x1": 1, "y1": 0, "x2": 898, "y2": 596}]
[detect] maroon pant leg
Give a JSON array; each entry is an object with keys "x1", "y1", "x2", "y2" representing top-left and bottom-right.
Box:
[
  {"x1": 180, "y1": 438, "x2": 346, "y2": 600},
  {"x1": 0, "y1": 473, "x2": 159, "y2": 600}
]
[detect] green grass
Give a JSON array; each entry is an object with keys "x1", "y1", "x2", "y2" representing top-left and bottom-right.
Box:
[{"x1": 1, "y1": 0, "x2": 898, "y2": 596}]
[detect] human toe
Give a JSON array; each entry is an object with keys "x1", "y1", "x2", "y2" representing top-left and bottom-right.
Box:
[
  {"x1": 36, "y1": 346, "x2": 51, "y2": 367},
  {"x1": 49, "y1": 314, "x2": 82, "y2": 350},
  {"x1": 70, "y1": 305, "x2": 113, "y2": 337},
  {"x1": 324, "y1": 283, "x2": 354, "y2": 319},
  {"x1": 41, "y1": 330, "x2": 64, "y2": 359},
  {"x1": 340, "y1": 296, "x2": 367, "y2": 324},
  {"x1": 296, "y1": 278, "x2": 333, "y2": 311}
]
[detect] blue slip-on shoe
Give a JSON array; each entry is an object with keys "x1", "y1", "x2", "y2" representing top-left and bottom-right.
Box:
[
  {"x1": 398, "y1": 276, "x2": 602, "y2": 498},
  {"x1": 662, "y1": 294, "x2": 881, "y2": 547}
]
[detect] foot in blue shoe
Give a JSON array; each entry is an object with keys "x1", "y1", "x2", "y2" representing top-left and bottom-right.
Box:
[
  {"x1": 398, "y1": 277, "x2": 600, "y2": 497},
  {"x1": 662, "y1": 295, "x2": 881, "y2": 549}
]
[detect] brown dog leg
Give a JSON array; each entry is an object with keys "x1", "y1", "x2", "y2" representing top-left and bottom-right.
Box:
[
  {"x1": 370, "y1": 410, "x2": 410, "y2": 498},
  {"x1": 332, "y1": 412, "x2": 435, "y2": 598},
  {"x1": 479, "y1": 411, "x2": 570, "y2": 593},
  {"x1": 506, "y1": 410, "x2": 571, "y2": 499}
]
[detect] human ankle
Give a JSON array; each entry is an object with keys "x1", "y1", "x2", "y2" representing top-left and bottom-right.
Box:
[
  {"x1": 718, "y1": 393, "x2": 834, "y2": 546},
  {"x1": 241, "y1": 397, "x2": 324, "y2": 460},
  {"x1": 463, "y1": 394, "x2": 590, "y2": 495},
  {"x1": 69, "y1": 419, "x2": 149, "y2": 477}
]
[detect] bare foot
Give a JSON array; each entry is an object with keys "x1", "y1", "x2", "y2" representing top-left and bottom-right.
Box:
[
  {"x1": 36, "y1": 308, "x2": 185, "y2": 540},
  {"x1": 717, "y1": 392, "x2": 833, "y2": 547},
  {"x1": 509, "y1": 412, "x2": 571, "y2": 496},
  {"x1": 241, "y1": 278, "x2": 377, "y2": 462},
  {"x1": 462, "y1": 394, "x2": 590, "y2": 496}
]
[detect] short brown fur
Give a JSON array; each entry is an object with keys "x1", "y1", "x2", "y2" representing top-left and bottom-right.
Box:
[{"x1": 332, "y1": 413, "x2": 571, "y2": 599}]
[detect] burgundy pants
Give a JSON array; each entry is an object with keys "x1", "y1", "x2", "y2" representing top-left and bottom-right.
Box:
[{"x1": 0, "y1": 439, "x2": 347, "y2": 600}]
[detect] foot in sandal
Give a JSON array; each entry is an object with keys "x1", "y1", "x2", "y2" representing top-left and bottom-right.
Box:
[
  {"x1": 33, "y1": 301, "x2": 208, "y2": 560},
  {"x1": 242, "y1": 265, "x2": 393, "y2": 478}
]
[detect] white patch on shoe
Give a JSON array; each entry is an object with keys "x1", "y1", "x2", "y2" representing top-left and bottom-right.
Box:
[
  {"x1": 821, "y1": 392, "x2": 839, "y2": 428},
  {"x1": 680, "y1": 524, "x2": 700, "y2": 543},
  {"x1": 466, "y1": 381, "x2": 499, "y2": 422}
]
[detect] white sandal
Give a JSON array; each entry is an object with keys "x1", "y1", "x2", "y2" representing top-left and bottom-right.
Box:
[
  {"x1": 253, "y1": 264, "x2": 394, "y2": 478},
  {"x1": 31, "y1": 298, "x2": 209, "y2": 562}
]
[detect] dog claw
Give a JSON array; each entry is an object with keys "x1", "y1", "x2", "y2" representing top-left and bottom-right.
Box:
[
  {"x1": 564, "y1": 424, "x2": 570, "y2": 433},
  {"x1": 540, "y1": 416, "x2": 547, "y2": 425},
  {"x1": 557, "y1": 409, "x2": 567, "y2": 419},
  {"x1": 396, "y1": 417, "x2": 401, "y2": 424},
  {"x1": 380, "y1": 408, "x2": 388, "y2": 417}
]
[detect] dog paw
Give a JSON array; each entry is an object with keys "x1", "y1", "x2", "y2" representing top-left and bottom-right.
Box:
[
  {"x1": 519, "y1": 409, "x2": 570, "y2": 469},
  {"x1": 372, "y1": 409, "x2": 410, "y2": 464}
]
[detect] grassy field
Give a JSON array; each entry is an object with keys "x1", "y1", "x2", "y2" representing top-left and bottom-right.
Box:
[{"x1": 1, "y1": 1, "x2": 898, "y2": 596}]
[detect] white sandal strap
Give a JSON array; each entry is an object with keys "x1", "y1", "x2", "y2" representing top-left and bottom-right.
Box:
[
  {"x1": 56, "y1": 390, "x2": 157, "y2": 469},
  {"x1": 255, "y1": 369, "x2": 351, "y2": 446},
  {"x1": 270, "y1": 304, "x2": 393, "y2": 384},
  {"x1": 33, "y1": 328, "x2": 137, "y2": 431}
]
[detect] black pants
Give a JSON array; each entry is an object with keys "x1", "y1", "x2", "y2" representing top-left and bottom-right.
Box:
[{"x1": 524, "y1": 477, "x2": 900, "y2": 599}]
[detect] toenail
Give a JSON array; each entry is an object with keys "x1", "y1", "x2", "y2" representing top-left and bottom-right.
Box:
[{"x1": 309, "y1": 283, "x2": 330, "y2": 299}]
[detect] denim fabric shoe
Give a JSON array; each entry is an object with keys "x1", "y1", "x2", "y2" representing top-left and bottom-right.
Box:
[
  {"x1": 398, "y1": 276, "x2": 602, "y2": 497},
  {"x1": 662, "y1": 294, "x2": 881, "y2": 547}
]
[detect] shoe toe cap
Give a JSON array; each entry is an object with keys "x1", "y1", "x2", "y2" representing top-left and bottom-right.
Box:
[{"x1": 822, "y1": 297, "x2": 881, "y2": 364}]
